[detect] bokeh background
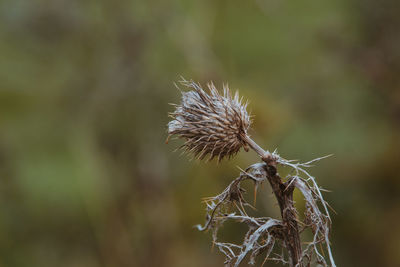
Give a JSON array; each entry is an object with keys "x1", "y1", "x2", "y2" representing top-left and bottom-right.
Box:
[{"x1": 1, "y1": 0, "x2": 400, "y2": 266}]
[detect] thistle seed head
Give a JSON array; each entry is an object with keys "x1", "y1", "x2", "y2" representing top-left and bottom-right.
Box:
[{"x1": 167, "y1": 79, "x2": 251, "y2": 162}]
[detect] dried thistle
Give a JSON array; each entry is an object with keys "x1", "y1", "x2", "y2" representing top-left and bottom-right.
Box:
[
  {"x1": 167, "y1": 79, "x2": 336, "y2": 267},
  {"x1": 167, "y1": 79, "x2": 252, "y2": 161}
]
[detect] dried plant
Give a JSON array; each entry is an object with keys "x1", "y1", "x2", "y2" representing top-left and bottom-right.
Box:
[
  {"x1": 167, "y1": 79, "x2": 251, "y2": 161},
  {"x1": 167, "y1": 79, "x2": 336, "y2": 267}
]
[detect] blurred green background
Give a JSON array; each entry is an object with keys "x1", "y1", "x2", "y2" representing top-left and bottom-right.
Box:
[{"x1": 1, "y1": 0, "x2": 400, "y2": 266}]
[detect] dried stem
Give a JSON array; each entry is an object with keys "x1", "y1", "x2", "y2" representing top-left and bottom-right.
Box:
[
  {"x1": 262, "y1": 158, "x2": 302, "y2": 266},
  {"x1": 244, "y1": 135, "x2": 302, "y2": 265},
  {"x1": 242, "y1": 135, "x2": 269, "y2": 159},
  {"x1": 195, "y1": 138, "x2": 335, "y2": 266}
]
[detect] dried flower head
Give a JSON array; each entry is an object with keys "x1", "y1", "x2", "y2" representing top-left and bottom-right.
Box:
[{"x1": 167, "y1": 79, "x2": 251, "y2": 161}]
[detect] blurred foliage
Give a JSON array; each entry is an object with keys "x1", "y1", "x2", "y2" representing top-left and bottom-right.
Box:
[{"x1": 0, "y1": 0, "x2": 399, "y2": 266}]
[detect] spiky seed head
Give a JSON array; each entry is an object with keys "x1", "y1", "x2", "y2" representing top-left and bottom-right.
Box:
[{"x1": 167, "y1": 79, "x2": 252, "y2": 162}]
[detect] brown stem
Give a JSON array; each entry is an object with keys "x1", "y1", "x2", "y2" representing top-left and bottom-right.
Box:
[
  {"x1": 245, "y1": 135, "x2": 302, "y2": 266},
  {"x1": 265, "y1": 164, "x2": 302, "y2": 266}
]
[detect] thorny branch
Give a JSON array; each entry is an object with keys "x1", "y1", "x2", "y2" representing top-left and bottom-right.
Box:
[{"x1": 196, "y1": 152, "x2": 336, "y2": 267}]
